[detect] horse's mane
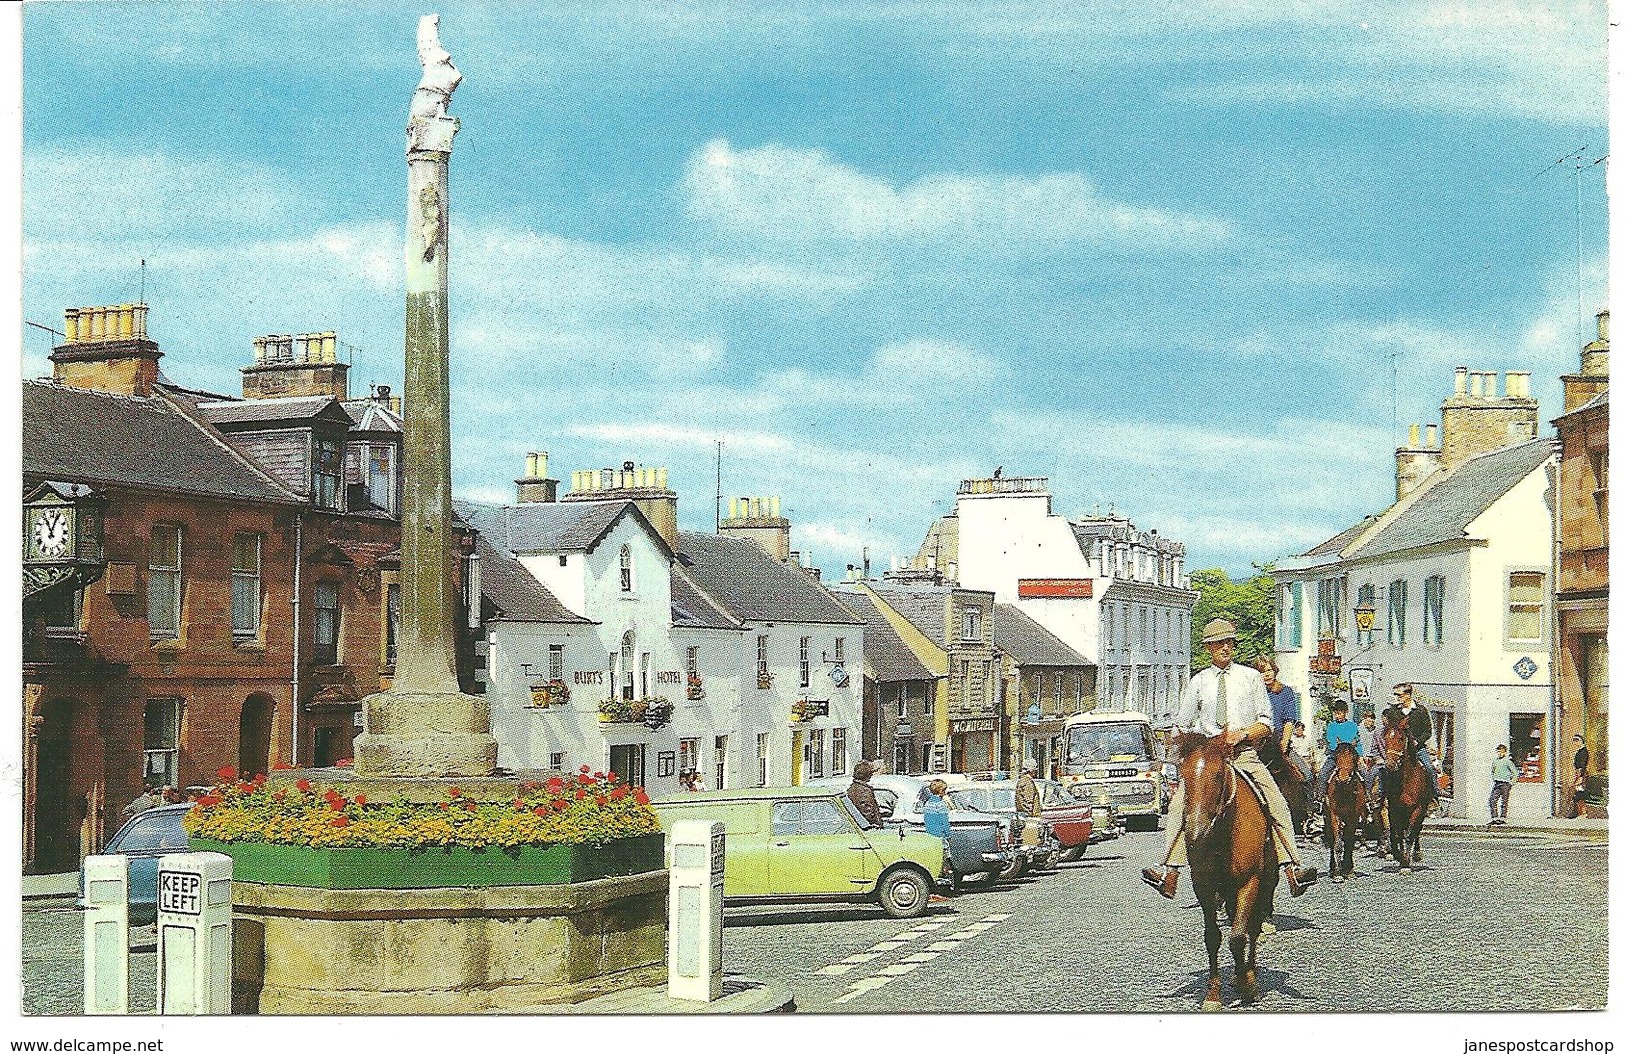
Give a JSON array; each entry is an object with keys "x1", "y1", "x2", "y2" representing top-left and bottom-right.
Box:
[{"x1": 1172, "y1": 731, "x2": 1221, "y2": 761}]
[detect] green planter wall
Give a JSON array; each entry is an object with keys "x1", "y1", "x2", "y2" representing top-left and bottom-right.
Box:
[{"x1": 190, "y1": 833, "x2": 663, "y2": 889}]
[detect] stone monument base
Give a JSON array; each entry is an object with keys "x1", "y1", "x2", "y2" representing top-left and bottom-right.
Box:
[
  {"x1": 352, "y1": 689, "x2": 499, "y2": 778},
  {"x1": 230, "y1": 869, "x2": 668, "y2": 1014}
]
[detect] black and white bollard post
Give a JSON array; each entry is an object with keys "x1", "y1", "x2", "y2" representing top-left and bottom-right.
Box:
[
  {"x1": 667, "y1": 820, "x2": 725, "y2": 1002},
  {"x1": 156, "y1": 852, "x2": 233, "y2": 1014},
  {"x1": 81, "y1": 854, "x2": 130, "y2": 1014}
]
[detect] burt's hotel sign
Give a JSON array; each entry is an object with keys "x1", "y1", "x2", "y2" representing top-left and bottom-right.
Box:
[{"x1": 1017, "y1": 578, "x2": 1093, "y2": 599}]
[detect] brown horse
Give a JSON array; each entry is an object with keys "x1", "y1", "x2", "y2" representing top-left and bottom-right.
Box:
[
  {"x1": 1322, "y1": 742, "x2": 1365, "y2": 882},
  {"x1": 1381, "y1": 716, "x2": 1433, "y2": 872},
  {"x1": 1175, "y1": 732, "x2": 1277, "y2": 1011}
]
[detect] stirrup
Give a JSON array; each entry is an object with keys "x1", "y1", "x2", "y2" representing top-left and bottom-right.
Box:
[
  {"x1": 1142, "y1": 866, "x2": 1178, "y2": 899},
  {"x1": 1285, "y1": 864, "x2": 1318, "y2": 897}
]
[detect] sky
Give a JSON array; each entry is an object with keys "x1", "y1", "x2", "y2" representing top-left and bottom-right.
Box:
[{"x1": 19, "y1": 1, "x2": 1612, "y2": 578}]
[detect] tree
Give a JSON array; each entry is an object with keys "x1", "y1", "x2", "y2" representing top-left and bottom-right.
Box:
[{"x1": 1188, "y1": 565, "x2": 1276, "y2": 672}]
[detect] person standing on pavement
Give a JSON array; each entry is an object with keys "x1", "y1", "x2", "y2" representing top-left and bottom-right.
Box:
[
  {"x1": 847, "y1": 760, "x2": 881, "y2": 827},
  {"x1": 923, "y1": 779, "x2": 952, "y2": 839},
  {"x1": 1141, "y1": 618, "x2": 1317, "y2": 900},
  {"x1": 1488, "y1": 745, "x2": 1516, "y2": 825},
  {"x1": 1255, "y1": 655, "x2": 1299, "y2": 734},
  {"x1": 1569, "y1": 734, "x2": 1591, "y2": 819}
]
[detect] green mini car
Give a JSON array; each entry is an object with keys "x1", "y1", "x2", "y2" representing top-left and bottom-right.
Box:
[{"x1": 652, "y1": 786, "x2": 944, "y2": 918}]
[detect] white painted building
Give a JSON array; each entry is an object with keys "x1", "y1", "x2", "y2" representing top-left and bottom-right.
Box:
[
  {"x1": 1273, "y1": 367, "x2": 1557, "y2": 820},
  {"x1": 458, "y1": 462, "x2": 862, "y2": 797},
  {"x1": 913, "y1": 475, "x2": 1196, "y2": 724}
]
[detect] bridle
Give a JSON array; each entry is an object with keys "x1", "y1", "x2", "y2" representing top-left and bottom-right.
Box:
[{"x1": 1186, "y1": 737, "x2": 1237, "y2": 845}]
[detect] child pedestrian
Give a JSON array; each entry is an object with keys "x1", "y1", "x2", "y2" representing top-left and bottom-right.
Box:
[{"x1": 1488, "y1": 744, "x2": 1516, "y2": 825}]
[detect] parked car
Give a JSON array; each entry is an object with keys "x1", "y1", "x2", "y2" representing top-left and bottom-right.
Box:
[
  {"x1": 1033, "y1": 779, "x2": 1094, "y2": 862},
  {"x1": 1089, "y1": 803, "x2": 1125, "y2": 843},
  {"x1": 77, "y1": 803, "x2": 193, "y2": 925},
  {"x1": 811, "y1": 774, "x2": 1015, "y2": 890},
  {"x1": 943, "y1": 781, "x2": 1063, "y2": 879},
  {"x1": 651, "y1": 786, "x2": 944, "y2": 918}
]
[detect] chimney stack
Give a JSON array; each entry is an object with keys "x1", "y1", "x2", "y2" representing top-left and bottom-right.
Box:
[
  {"x1": 242, "y1": 330, "x2": 349, "y2": 400},
  {"x1": 1394, "y1": 419, "x2": 1443, "y2": 501},
  {"x1": 50, "y1": 304, "x2": 162, "y2": 396},
  {"x1": 516, "y1": 450, "x2": 560, "y2": 504},
  {"x1": 562, "y1": 459, "x2": 678, "y2": 549},
  {"x1": 1564, "y1": 308, "x2": 1610, "y2": 411},
  {"x1": 1438, "y1": 363, "x2": 1539, "y2": 469},
  {"x1": 720, "y1": 494, "x2": 792, "y2": 562}
]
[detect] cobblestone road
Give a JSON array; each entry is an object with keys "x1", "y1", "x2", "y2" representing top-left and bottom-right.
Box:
[{"x1": 18, "y1": 827, "x2": 1607, "y2": 1015}]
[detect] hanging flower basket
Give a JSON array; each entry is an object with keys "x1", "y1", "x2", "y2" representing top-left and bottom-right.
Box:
[
  {"x1": 642, "y1": 697, "x2": 674, "y2": 730},
  {"x1": 757, "y1": 672, "x2": 774, "y2": 690},
  {"x1": 686, "y1": 674, "x2": 705, "y2": 701}
]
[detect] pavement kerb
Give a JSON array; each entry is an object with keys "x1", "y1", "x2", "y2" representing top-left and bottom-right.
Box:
[
  {"x1": 22, "y1": 872, "x2": 79, "y2": 900},
  {"x1": 546, "y1": 973, "x2": 794, "y2": 1014},
  {"x1": 1424, "y1": 817, "x2": 1607, "y2": 840}
]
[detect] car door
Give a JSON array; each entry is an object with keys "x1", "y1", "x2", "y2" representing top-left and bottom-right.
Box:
[{"x1": 768, "y1": 798, "x2": 872, "y2": 896}]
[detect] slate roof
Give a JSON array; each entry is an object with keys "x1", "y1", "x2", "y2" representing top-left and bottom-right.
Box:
[
  {"x1": 676, "y1": 532, "x2": 863, "y2": 625},
  {"x1": 670, "y1": 564, "x2": 744, "y2": 630},
  {"x1": 454, "y1": 499, "x2": 655, "y2": 556},
  {"x1": 1300, "y1": 517, "x2": 1378, "y2": 559},
  {"x1": 195, "y1": 396, "x2": 351, "y2": 428},
  {"x1": 1349, "y1": 439, "x2": 1554, "y2": 561},
  {"x1": 475, "y1": 533, "x2": 590, "y2": 624},
  {"x1": 865, "y1": 586, "x2": 953, "y2": 647},
  {"x1": 993, "y1": 604, "x2": 1091, "y2": 668},
  {"x1": 1553, "y1": 389, "x2": 1608, "y2": 423},
  {"x1": 343, "y1": 398, "x2": 403, "y2": 434},
  {"x1": 22, "y1": 380, "x2": 297, "y2": 504},
  {"x1": 833, "y1": 589, "x2": 935, "y2": 682}
]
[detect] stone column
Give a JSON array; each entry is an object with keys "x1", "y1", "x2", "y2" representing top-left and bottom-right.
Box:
[{"x1": 354, "y1": 14, "x2": 497, "y2": 777}]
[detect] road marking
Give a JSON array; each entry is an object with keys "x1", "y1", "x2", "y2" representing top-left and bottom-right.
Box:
[
  {"x1": 869, "y1": 941, "x2": 906, "y2": 952},
  {"x1": 901, "y1": 952, "x2": 939, "y2": 963},
  {"x1": 981, "y1": 913, "x2": 1011, "y2": 921},
  {"x1": 946, "y1": 929, "x2": 981, "y2": 939},
  {"x1": 915, "y1": 922, "x2": 947, "y2": 930},
  {"x1": 890, "y1": 930, "x2": 926, "y2": 941},
  {"x1": 926, "y1": 941, "x2": 960, "y2": 952},
  {"x1": 878, "y1": 963, "x2": 921, "y2": 976},
  {"x1": 818, "y1": 963, "x2": 857, "y2": 976},
  {"x1": 845, "y1": 952, "x2": 880, "y2": 963},
  {"x1": 816, "y1": 913, "x2": 1014, "y2": 1008},
  {"x1": 830, "y1": 977, "x2": 893, "y2": 1004}
]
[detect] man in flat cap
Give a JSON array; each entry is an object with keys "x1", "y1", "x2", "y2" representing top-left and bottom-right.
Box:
[{"x1": 1142, "y1": 618, "x2": 1317, "y2": 899}]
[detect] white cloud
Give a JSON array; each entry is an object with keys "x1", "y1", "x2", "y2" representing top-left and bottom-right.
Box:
[{"x1": 684, "y1": 140, "x2": 1233, "y2": 250}]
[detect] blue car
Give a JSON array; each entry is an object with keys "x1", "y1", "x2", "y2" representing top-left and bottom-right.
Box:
[{"x1": 77, "y1": 804, "x2": 192, "y2": 924}]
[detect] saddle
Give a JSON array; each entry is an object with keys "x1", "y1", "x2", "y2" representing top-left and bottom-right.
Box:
[{"x1": 1227, "y1": 760, "x2": 1278, "y2": 828}]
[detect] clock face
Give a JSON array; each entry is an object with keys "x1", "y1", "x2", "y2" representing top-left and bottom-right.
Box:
[{"x1": 31, "y1": 507, "x2": 71, "y2": 559}]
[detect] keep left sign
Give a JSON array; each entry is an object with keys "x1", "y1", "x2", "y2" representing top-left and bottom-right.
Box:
[{"x1": 158, "y1": 870, "x2": 202, "y2": 915}]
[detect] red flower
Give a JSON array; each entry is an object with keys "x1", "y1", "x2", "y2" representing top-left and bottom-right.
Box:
[
  {"x1": 605, "y1": 771, "x2": 619, "y2": 784},
  {"x1": 554, "y1": 801, "x2": 569, "y2": 813},
  {"x1": 334, "y1": 758, "x2": 354, "y2": 768},
  {"x1": 272, "y1": 762, "x2": 292, "y2": 771},
  {"x1": 448, "y1": 786, "x2": 462, "y2": 798},
  {"x1": 594, "y1": 795, "x2": 607, "y2": 807},
  {"x1": 580, "y1": 775, "x2": 597, "y2": 787},
  {"x1": 580, "y1": 765, "x2": 591, "y2": 774},
  {"x1": 545, "y1": 777, "x2": 565, "y2": 795},
  {"x1": 533, "y1": 806, "x2": 548, "y2": 816},
  {"x1": 235, "y1": 782, "x2": 254, "y2": 795},
  {"x1": 272, "y1": 790, "x2": 287, "y2": 802},
  {"x1": 331, "y1": 815, "x2": 350, "y2": 827},
  {"x1": 519, "y1": 781, "x2": 538, "y2": 793},
  {"x1": 353, "y1": 794, "x2": 367, "y2": 806},
  {"x1": 633, "y1": 789, "x2": 649, "y2": 805},
  {"x1": 324, "y1": 789, "x2": 341, "y2": 803},
  {"x1": 197, "y1": 794, "x2": 222, "y2": 808},
  {"x1": 575, "y1": 789, "x2": 587, "y2": 800},
  {"x1": 216, "y1": 765, "x2": 236, "y2": 783},
  {"x1": 592, "y1": 771, "x2": 604, "y2": 779},
  {"x1": 610, "y1": 786, "x2": 628, "y2": 801},
  {"x1": 439, "y1": 802, "x2": 450, "y2": 810},
  {"x1": 329, "y1": 799, "x2": 346, "y2": 812},
  {"x1": 251, "y1": 774, "x2": 267, "y2": 786},
  {"x1": 295, "y1": 778, "x2": 313, "y2": 793},
  {"x1": 461, "y1": 800, "x2": 477, "y2": 812}
]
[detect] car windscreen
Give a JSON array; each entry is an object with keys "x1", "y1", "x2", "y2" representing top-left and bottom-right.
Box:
[
  {"x1": 948, "y1": 788, "x2": 1016, "y2": 812},
  {"x1": 1066, "y1": 723, "x2": 1152, "y2": 764},
  {"x1": 110, "y1": 810, "x2": 189, "y2": 852}
]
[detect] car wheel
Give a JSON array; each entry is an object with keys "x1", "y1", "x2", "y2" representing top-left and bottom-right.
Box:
[
  {"x1": 1058, "y1": 845, "x2": 1086, "y2": 863},
  {"x1": 999, "y1": 855, "x2": 1029, "y2": 882},
  {"x1": 877, "y1": 867, "x2": 932, "y2": 918}
]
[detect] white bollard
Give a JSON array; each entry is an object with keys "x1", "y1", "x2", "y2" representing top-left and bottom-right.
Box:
[
  {"x1": 82, "y1": 855, "x2": 130, "y2": 1014},
  {"x1": 667, "y1": 820, "x2": 725, "y2": 1002},
  {"x1": 156, "y1": 852, "x2": 233, "y2": 1014}
]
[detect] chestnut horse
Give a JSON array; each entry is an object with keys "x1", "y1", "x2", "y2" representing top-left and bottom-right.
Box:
[
  {"x1": 1381, "y1": 716, "x2": 1433, "y2": 872},
  {"x1": 1322, "y1": 742, "x2": 1365, "y2": 882},
  {"x1": 1175, "y1": 732, "x2": 1277, "y2": 1010}
]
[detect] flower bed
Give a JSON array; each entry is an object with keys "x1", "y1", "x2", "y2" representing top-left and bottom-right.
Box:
[{"x1": 184, "y1": 767, "x2": 661, "y2": 852}]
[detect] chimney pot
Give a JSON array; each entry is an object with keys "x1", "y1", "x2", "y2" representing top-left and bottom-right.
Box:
[
  {"x1": 1408, "y1": 423, "x2": 1420, "y2": 447},
  {"x1": 1454, "y1": 366, "x2": 1468, "y2": 395},
  {"x1": 1425, "y1": 423, "x2": 1438, "y2": 447}
]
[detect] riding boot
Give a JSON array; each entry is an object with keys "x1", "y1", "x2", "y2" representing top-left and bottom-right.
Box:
[{"x1": 1285, "y1": 863, "x2": 1318, "y2": 896}]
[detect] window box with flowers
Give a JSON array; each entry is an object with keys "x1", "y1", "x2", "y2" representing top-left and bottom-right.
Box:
[
  {"x1": 598, "y1": 697, "x2": 674, "y2": 730},
  {"x1": 686, "y1": 674, "x2": 705, "y2": 701},
  {"x1": 183, "y1": 767, "x2": 663, "y2": 888},
  {"x1": 529, "y1": 680, "x2": 571, "y2": 708}
]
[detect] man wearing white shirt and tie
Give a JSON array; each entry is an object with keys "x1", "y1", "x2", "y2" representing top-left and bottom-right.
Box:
[{"x1": 1142, "y1": 618, "x2": 1317, "y2": 900}]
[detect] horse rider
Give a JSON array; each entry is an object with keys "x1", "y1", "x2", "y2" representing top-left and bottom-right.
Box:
[
  {"x1": 1142, "y1": 619, "x2": 1318, "y2": 900},
  {"x1": 1315, "y1": 700, "x2": 1362, "y2": 802},
  {"x1": 1381, "y1": 683, "x2": 1443, "y2": 796}
]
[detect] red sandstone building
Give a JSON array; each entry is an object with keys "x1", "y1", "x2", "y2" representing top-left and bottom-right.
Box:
[
  {"x1": 21, "y1": 304, "x2": 412, "y2": 874},
  {"x1": 1554, "y1": 309, "x2": 1608, "y2": 813}
]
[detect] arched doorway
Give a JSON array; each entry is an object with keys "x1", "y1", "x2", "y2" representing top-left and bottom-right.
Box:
[
  {"x1": 33, "y1": 697, "x2": 83, "y2": 874},
  {"x1": 238, "y1": 694, "x2": 275, "y2": 779}
]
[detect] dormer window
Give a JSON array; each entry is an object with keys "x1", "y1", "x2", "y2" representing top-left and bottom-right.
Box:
[
  {"x1": 367, "y1": 445, "x2": 395, "y2": 514},
  {"x1": 313, "y1": 436, "x2": 342, "y2": 509},
  {"x1": 961, "y1": 606, "x2": 983, "y2": 642},
  {"x1": 619, "y1": 544, "x2": 633, "y2": 592}
]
